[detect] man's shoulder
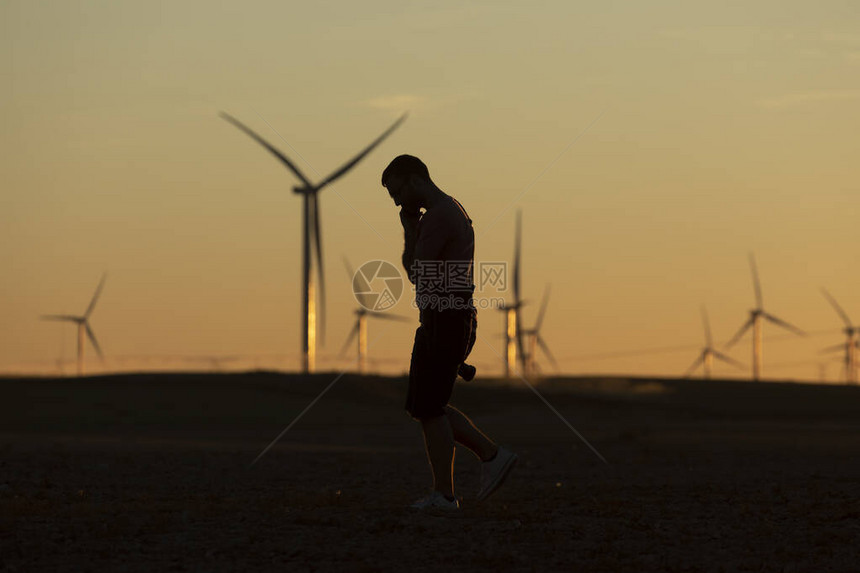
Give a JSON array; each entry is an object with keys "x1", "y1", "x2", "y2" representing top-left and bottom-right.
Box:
[
  {"x1": 421, "y1": 197, "x2": 453, "y2": 223},
  {"x1": 428, "y1": 195, "x2": 470, "y2": 222}
]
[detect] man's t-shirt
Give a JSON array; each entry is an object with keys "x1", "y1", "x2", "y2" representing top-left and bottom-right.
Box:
[{"x1": 403, "y1": 194, "x2": 475, "y2": 313}]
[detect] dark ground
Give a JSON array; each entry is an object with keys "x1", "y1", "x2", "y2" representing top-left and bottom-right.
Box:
[{"x1": 2, "y1": 372, "x2": 859, "y2": 572}]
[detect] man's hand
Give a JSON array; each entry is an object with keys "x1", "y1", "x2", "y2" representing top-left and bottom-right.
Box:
[{"x1": 399, "y1": 207, "x2": 422, "y2": 228}]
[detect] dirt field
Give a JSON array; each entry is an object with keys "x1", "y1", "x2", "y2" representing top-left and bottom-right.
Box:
[{"x1": 2, "y1": 372, "x2": 859, "y2": 572}]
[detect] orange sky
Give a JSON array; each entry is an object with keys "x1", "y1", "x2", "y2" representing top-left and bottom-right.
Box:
[{"x1": 2, "y1": 1, "x2": 858, "y2": 382}]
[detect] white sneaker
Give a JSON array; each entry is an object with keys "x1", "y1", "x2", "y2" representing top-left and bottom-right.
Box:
[
  {"x1": 477, "y1": 446, "x2": 518, "y2": 501},
  {"x1": 409, "y1": 491, "x2": 461, "y2": 512}
]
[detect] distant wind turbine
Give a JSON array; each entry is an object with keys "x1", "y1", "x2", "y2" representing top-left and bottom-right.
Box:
[
  {"x1": 724, "y1": 254, "x2": 805, "y2": 380},
  {"x1": 520, "y1": 284, "x2": 559, "y2": 379},
  {"x1": 340, "y1": 257, "x2": 410, "y2": 374},
  {"x1": 820, "y1": 288, "x2": 859, "y2": 384},
  {"x1": 496, "y1": 210, "x2": 526, "y2": 378},
  {"x1": 41, "y1": 274, "x2": 107, "y2": 377},
  {"x1": 220, "y1": 112, "x2": 406, "y2": 373},
  {"x1": 684, "y1": 306, "x2": 744, "y2": 379}
]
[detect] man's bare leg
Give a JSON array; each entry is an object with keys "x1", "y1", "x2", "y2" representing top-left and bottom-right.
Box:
[
  {"x1": 420, "y1": 415, "x2": 455, "y2": 499},
  {"x1": 444, "y1": 405, "x2": 498, "y2": 462}
]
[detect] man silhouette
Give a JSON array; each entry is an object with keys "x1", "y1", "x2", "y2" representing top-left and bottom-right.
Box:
[{"x1": 382, "y1": 155, "x2": 517, "y2": 512}]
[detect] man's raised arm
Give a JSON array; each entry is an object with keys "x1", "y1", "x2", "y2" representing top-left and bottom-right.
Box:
[{"x1": 400, "y1": 209, "x2": 422, "y2": 284}]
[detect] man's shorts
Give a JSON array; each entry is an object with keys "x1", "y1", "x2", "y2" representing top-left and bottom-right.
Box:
[{"x1": 406, "y1": 306, "x2": 477, "y2": 419}]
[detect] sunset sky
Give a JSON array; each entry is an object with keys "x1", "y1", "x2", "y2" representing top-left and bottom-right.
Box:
[{"x1": 3, "y1": 1, "x2": 858, "y2": 382}]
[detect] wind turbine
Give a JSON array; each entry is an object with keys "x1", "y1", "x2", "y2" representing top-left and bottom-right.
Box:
[
  {"x1": 41, "y1": 274, "x2": 106, "y2": 377},
  {"x1": 520, "y1": 284, "x2": 558, "y2": 379},
  {"x1": 220, "y1": 112, "x2": 406, "y2": 373},
  {"x1": 684, "y1": 306, "x2": 744, "y2": 379},
  {"x1": 820, "y1": 288, "x2": 859, "y2": 384},
  {"x1": 724, "y1": 254, "x2": 805, "y2": 380},
  {"x1": 496, "y1": 210, "x2": 525, "y2": 377},
  {"x1": 340, "y1": 257, "x2": 410, "y2": 374}
]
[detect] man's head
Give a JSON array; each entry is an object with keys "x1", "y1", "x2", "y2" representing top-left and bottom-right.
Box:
[{"x1": 382, "y1": 155, "x2": 432, "y2": 212}]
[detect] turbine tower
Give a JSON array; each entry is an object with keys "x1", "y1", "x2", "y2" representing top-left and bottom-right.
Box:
[
  {"x1": 220, "y1": 112, "x2": 406, "y2": 373},
  {"x1": 340, "y1": 257, "x2": 409, "y2": 374},
  {"x1": 520, "y1": 284, "x2": 558, "y2": 380},
  {"x1": 820, "y1": 288, "x2": 859, "y2": 384},
  {"x1": 725, "y1": 254, "x2": 805, "y2": 381},
  {"x1": 496, "y1": 210, "x2": 525, "y2": 377},
  {"x1": 684, "y1": 306, "x2": 744, "y2": 379},
  {"x1": 41, "y1": 274, "x2": 106, "y2": 376}
]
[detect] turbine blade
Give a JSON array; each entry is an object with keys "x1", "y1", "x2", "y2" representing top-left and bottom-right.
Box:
[
  {"x1": 819, "y1": 344, "x2": 844, "y2": 354},
  {"x1": 219, "y1": 112, "x2": 313, "y2": 188},
  {"x1": 339, "y1": 322, "x2": 359, "y2": 357},
  {"x1": 749, "y1": 253, "x2": 763, "y2": 309},
  {"x1": 315, "y1": 113, "x2": 407, "y2": 191},
  {"x1": 712, "y1": 350, "x2": 746, "y2": 371},
  {"x1": 513, "y1": 210, "x2": 522, "y2": 305},
  {"x1": 85, "y1": 323, "x2": 103, "y2": 359},
  {"x1": 534, "y1": 284, "x2": 551, "y2": 333},
  {"x1": 701, "y1": 305, "x2": 713, "y2": 348},
  {"x1": 725, "y1": 317, "x2": 753, "y2": 348},
  {"x1": 342, "y1": 255, "x2": 355, "y2": 281},
  {"x1": 515, "y1": 308, "x2": 526, "y2": 368},
  {"x1": 312, "y1": 193, "x2": 326, "y2": 346},
  {"x1": 762, "y1": 312, "x2": 805, "y2": 336},
  {"x1": 821, "y1": 287, "x2": 853, "y2": 327},
  {"x1": 683, "y1": 353, "x2": 705, "y2": 378},
  {"x1": 41, "y1": 314, "x2": 82, "y2": 323},
  {"x1": 84, "y1": 273, "x2": 107, "y2": 318},
  {"x1": 536, "y1": 335, "x2": 559, "y2": 371}
]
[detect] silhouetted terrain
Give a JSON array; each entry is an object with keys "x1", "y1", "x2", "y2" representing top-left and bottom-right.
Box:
[{"x1": 3, "y1": 373, "x2": 859, "y2": 571}]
